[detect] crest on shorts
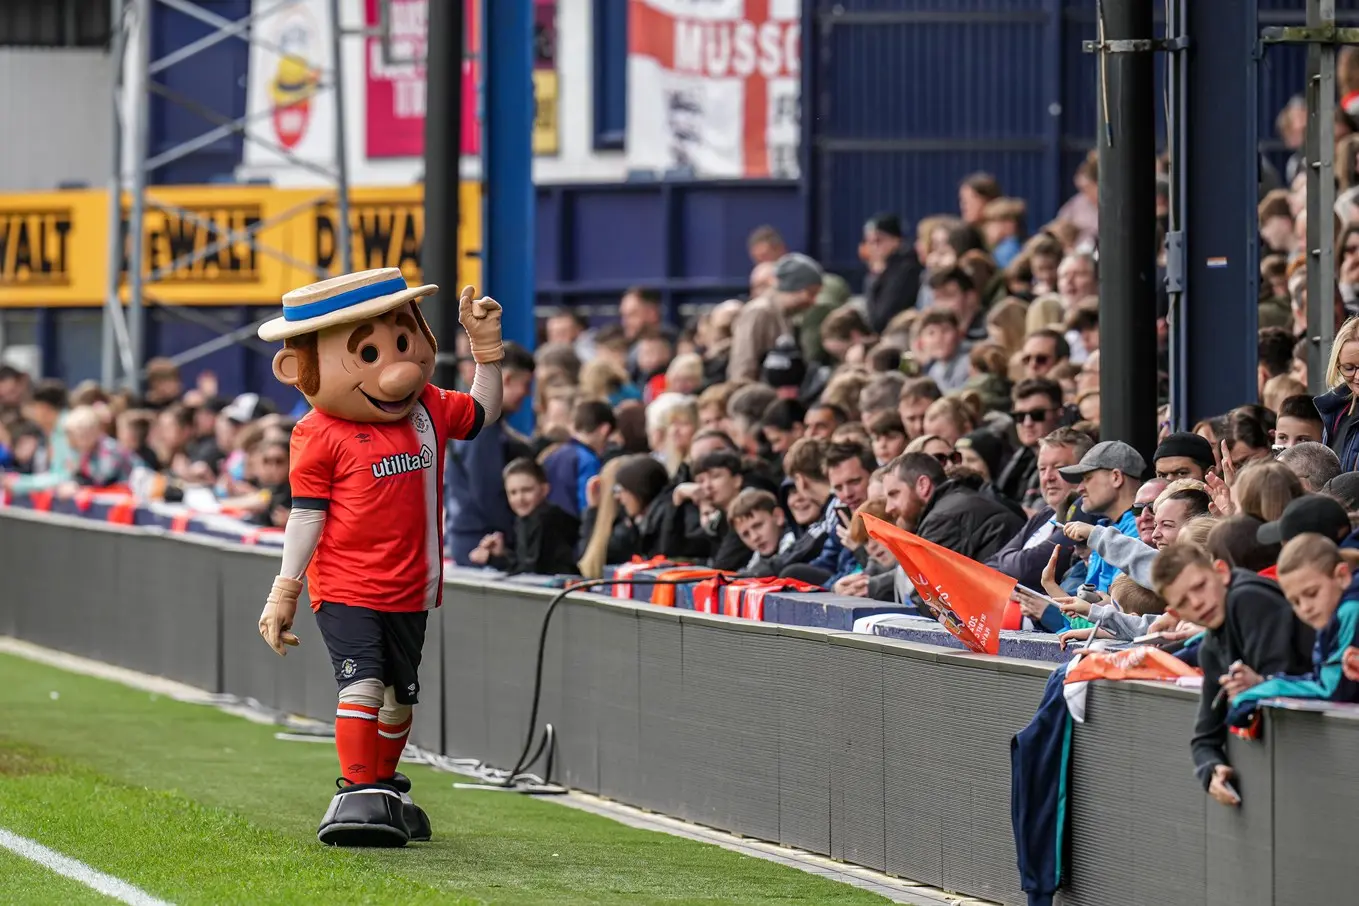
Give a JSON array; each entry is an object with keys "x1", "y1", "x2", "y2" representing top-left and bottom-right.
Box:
[{"x1": 340, "y1": 658, "x2": 357, "y2": 679}]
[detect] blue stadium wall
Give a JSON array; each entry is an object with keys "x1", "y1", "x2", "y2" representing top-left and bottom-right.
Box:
[{"x1": 8, "y1": 0, "x2": 1338, "y2": 401}]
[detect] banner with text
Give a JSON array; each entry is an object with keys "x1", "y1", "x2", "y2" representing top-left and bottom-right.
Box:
[
  {"x1": 364, "y1": 0, "x2": 559, "y2": 159},
  {"x1": 0, "y1": 184, "x2": 481, "y2": 308},
  {"x1": 626, "y1": 0, "x2": 800, "y2": 178}
]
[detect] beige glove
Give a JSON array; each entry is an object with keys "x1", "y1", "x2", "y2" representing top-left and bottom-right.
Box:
[
  {"x1": 458, "y1": 284, "x2": 504, "y2": 364},
  {"x1": 259, "y1": 576, "x2": 302, "y2": 656}
]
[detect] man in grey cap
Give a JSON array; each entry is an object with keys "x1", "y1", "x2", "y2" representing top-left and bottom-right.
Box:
[
  {"x1": 727, "y1": 252, "x2": 824, "y2": 382},
  {"x1": 1058, "y1": 440, "x2": 1148, "y2": 592}
]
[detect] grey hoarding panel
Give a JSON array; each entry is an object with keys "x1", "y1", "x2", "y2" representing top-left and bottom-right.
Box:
[
  {"x1": 775, "y1": 631, "x2": 834, "y2": 855},
  {"x1": 583, "y1": 603, "x2": 641, "y2": 802},
  {"x1": 1207, "y1": 733, "x2": 1273, "y2": 906},
  {"x1": 442, "y1": 583, "x2": 489, "y2": 760},
  {"x1": 1065, "y1": 683, "x2": 1206, "y2": 906},
  {"x1": 636, "y1": 609, "x2": 685, "y2": 817},
  {"x1": 829, "y1": 638, "x2": 887, "y2": 872},
  {"x1": 1270, "y1": 710, "x2": 1359, "y2": 902},
  {"x1": 677, "y1": 618, "x2": 781, "y2": 841},
  {"x1": 218, "y1": 548, "x2": 305, "y2": 712},
  {"x1": 409, "y1": 606, "x2": 444, "y2": 753},
  {"x1": 482, "y1": 584, "x2": 553, "y2": 770}
]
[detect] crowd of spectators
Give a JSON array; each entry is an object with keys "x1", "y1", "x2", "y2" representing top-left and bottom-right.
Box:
[{"x1": 9, "y1": 105, "x2": 1359, "y2": 808}]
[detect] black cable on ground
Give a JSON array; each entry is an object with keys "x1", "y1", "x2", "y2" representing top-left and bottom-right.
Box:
[{"x1": 501, "y1": 574, "x2": 725, "y2": 789}]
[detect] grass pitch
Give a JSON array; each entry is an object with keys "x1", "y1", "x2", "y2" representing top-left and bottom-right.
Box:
[{"x1": 0, "y1": 653, "x2": 889, "y2": 905}]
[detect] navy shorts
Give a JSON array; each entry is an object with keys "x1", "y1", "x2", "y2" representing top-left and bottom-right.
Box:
[{"x1": 313, "y1": 602, "x2": 429, "y2": 705}]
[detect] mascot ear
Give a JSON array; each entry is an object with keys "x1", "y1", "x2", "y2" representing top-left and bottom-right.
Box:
[{"x1": 273, "y1": 348, "x2": 301, "y2": 387}]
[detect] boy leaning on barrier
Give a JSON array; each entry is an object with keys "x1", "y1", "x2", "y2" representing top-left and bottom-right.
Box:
[
  {"x1": 1150, "y1": 542, "x2": 1314, "y2": 808},
  {"x1": 467, "y1": 456, "x2": 581, "y2": 575},
  {"x1": 253, "y1": 268, "x2": 505, "y2": 847}
]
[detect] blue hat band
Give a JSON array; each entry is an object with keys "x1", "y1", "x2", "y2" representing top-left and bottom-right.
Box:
[{"x1": 283, "y1": 276, "x2": 410, "y2": 322}]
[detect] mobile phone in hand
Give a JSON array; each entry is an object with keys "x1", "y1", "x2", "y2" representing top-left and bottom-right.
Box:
[{"x1": 835, "y1": 505, "x2": 853, "y2": 526}]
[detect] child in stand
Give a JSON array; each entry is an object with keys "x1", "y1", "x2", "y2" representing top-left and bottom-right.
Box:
[
  {"x1": 729, "y1": 489, "x2": 795, "y2": 577},
  {"x1": 468, "y1": 458, "x2": 581, "y2": 576},
  {"x1": 1224, "y1": 532, "x2": 1359, "y2": 725}
]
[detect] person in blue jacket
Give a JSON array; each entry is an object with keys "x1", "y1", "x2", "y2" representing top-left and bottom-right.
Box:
[
  {"x1": 1225, "y1": 531, "x2": 1359, "y2": 724},
  {"x1": 540, "y1": 399, "x2": 615, "y2": 519}
]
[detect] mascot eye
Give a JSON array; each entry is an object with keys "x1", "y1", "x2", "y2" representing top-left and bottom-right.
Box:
[
  {"x1": 360, "y1": 345, "x2": 379, "y2": 364},
  {"x1": 396, "y1": 334, "x2": 410, "y2": 353}
]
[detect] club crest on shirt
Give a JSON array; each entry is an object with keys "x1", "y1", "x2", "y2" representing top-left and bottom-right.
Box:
[
  {"x1": 371, "y1": 444, "x2": 435, "y2": 479},
  {"x1": 410, "y1": 409, "x2": 428, "y2": 434}
]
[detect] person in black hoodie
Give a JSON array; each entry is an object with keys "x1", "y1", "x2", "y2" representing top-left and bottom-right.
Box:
[
  {"x1": 881, "y1": 452, "x2": 1024, "y2": 562},
  {"x1": 862, "y1": 213, "x2": 924, "y2": 334},
  {"x1": 577, "y1": 454, "x2": 672, "y2": 576},
  {"x1": 692, "y1": 450, "x2": 755, "y2": 570},
  {"x1": 468, "y1": 458, "x2": 581, "y2": 575},
  {"x1": 1150, "y1": 542, "x2": 1315, "y2": 808}
]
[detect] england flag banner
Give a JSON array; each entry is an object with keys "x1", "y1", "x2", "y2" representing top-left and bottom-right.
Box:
[{"x1": 626, "y1": 0, "x2": 801, "y2": 179}]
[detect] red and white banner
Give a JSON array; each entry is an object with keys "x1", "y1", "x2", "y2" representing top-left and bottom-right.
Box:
[{"x1": 626, "y1": 0, "x2": 801, "y2": 179}]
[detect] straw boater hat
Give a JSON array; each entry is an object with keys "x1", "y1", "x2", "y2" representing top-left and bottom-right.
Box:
[{"x1": 258, "y1": 267, "x2": 437, "y2": 342}]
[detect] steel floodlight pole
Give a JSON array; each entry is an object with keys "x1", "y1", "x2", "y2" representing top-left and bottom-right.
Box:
[
  {"x1": 125, "y1": 0, "x2": 153, "y2": 396},
  {"x1": 1305, "y1": 0, "x2": 1338, "y2": 393}
]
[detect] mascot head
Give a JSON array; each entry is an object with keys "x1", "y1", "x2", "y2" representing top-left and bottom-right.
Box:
[{"x1": 258, "y1": 268, "x2": 440, "y2": 423}]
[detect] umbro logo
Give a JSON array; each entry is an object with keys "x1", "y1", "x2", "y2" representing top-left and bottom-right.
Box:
[{"x1": 354, "y1": 432, "x2": 371, "y2": 444}]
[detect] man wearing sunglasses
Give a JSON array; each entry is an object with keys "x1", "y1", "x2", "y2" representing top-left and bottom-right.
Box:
[
  {"x1": 1018, "y1": 330, "x2": 1070, "y2": 381},
  {"x1": 996, "y1": 378, "x2": 1064, "y2": 507},
  {"x1": 1057, "y1": 440, "x2": 1148, "y2": 593}
]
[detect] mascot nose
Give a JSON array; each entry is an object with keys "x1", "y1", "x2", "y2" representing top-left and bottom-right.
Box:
[{"x1": 377, "y1": 361, "x2": 423, "y2": 399}]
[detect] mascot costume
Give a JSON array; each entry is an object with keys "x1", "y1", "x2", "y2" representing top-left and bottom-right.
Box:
[{"x1": 255, "y1": 267, "x2": 503, "y2": 847}]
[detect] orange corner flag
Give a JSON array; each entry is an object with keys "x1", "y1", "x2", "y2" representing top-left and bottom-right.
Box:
[{"x1": 862, "y1": 513, "x2": 1018, "y2": 655}]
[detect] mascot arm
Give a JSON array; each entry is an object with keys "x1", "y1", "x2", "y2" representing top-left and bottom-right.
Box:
[
  {"x1": 280, "y1": 506, "x2": 327, "y2": 580},
  {"x1": 469, "y1": 361, "x2": 503, "y2": 427}
]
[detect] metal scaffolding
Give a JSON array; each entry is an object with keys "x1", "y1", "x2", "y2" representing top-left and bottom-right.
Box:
[{"x1": 103, "y1": 0, "x2": 354, "y2": 394}]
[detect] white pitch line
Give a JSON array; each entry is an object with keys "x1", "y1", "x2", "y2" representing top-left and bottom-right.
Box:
[{"x1": 0, "y1": 828, "x2": 174, "y2": 906}]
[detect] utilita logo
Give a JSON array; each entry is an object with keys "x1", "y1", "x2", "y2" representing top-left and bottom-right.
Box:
[{"x1": 372, "y1": 444, "x2": 434, "y2": 479}]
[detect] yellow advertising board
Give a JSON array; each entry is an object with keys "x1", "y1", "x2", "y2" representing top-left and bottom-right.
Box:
[{"x1": 0, "y1": 182, "x2": 482, "y2": 308}]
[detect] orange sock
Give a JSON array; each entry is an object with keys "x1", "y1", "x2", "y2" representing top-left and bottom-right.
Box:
[
  {"x1": 377, "y1": 715, "x2": 413, "y2": 780},
  {"x1": 335, "y1": 702, "x2": 380, "y2": 785}
]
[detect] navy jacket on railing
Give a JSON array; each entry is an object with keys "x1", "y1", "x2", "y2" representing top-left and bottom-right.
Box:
[{"x1": 1011, "y1": 664, "x2": 1074, "y2": 906}]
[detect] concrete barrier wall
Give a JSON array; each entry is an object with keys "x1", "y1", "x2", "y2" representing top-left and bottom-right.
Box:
[{"x1": 3, "y1": 508, "x2": 1355, "y2": 905}]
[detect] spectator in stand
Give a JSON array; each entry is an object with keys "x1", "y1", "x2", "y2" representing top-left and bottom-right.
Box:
[
  {"x1": 0, "y1": 364, "x2": 30, "y2": 415},
  {"x1": 918, "y1": 307, "x2": 971, "y2": 392},
  {"x1": 963, "y1": 343, "x2": 1013, "y2": 413},
  {"x1": 1063, "y1": 299, "x2": 1100, "y2": 366},
  {"x1": 997, "y1": 378, "x2": 1064, "y2": 507},
  {"x1": 1152, "y1": 432, "x2": 1216, "y2": 482},
  {"x1": 981, "y1": 198, "x2": 1027, "y2": 268},
  {"x1": 1232, "y1": 460, "x2": 1304, "y2": 523},
  {"x1": 644, "y1": 392, "x2": 698, "y2": 476},
  {"x1": 1206, "y1": 515, "x2": 1281, "y2": 573},
  {"x1": 698, "y1": 300, "x2": 742, "y2": 383},
  {"x1": 468, "y1": 458, "x2": 580, "y2": 576},
  {"x1": 1263, "y1": 375, "x2": 1308, "y2": 414},
  {"x1": 3, "y1": 380, "x2": 72, "y2": 495},
  {"x1": 1317, "y1": 316, "x2": 1359, "y2": 469},
  {"x1": 115, "y1": 409, "x2": 156, "y2": 470},
  {"x1": 61, "y1": 405, "x2": 135, "y2": 492},
  {"x1": 1278, "y1": 442, "x2": 1341, "y2": 492},
  {"x1": 987, "y1": 428, "x2": 1094, "y2": 590},
  {"x1": 1056, "y1": 253, "x2": 1098, "y2": 313},
  {"x1": 634, "y1": 328, "x2": 676, "y2": 402},
  {"x1": 578, "y1": 454, "x2": 672, "y2": 577},
  {"x1": 758, "y1": 399, "x2": 805, "y2": 457},
  {"x1": 746, "y1": 224, "x2": 787, "y2": 264},
  {"x1": 541, "y1": 400, "x2": 615, "y2": 519},
  {"x1": 729, "y1": 489, "x2": 795, "y2": 576},
  {"x1": 760, "y1": 335, "x2": 810, "y2": 402},
  {"x1": 1150, "y1": 487, "x2": 1214, "y2": 550},
  {"x1": 1224, "y1": 533, "x2": 1359, "y2": 724},
  {"x1": 859, "y1": 372, "x2": 906, "y2": 420},
  {"x1": 867, "y1": 410, "x2": 907, "y2": 466},
  {"x1": 446, "y1": 342, "x2": 535, "y2": 564},
  {"x1": 958, "y1": 172, "x2": 1002, "y2": 226},
  {"x1": 545, "y1": 309, "x2": 591, "y2": 359},
  {"x1": 1133, "y1": 478, "x2": 1172, "y2": 543},
  {"x1": 1019, "y1": 329, "x2": 1070, "y2": 381},
  {"x1": 819, "y1": 307, "x2": 875, "y2": 366},
  {"x1": 1258, "y1": 326, "x2": 1297, "y2": 397},
  {"x1": 922, "y1": 396, "x2": 977, "y2": 445},
  {"x1": 1058, "y1": 153, "x2": 1100, "y2": 246},
  {"x1": 804, "y1": 402, "x2": 847, "y2": 441},
  {"x1": 727, "y1": 383, "x2": 779, "y2": 458},
  {"x1": 729, "y1": 254, "x2": 822, "y2": 382},
  {"x1": 928, "y1": 267, "x2": 988, "y2": 342},
  {"x1": 1221, "y1": 407, "x2": 1275, "y2": 472},
  {"x1": 620, "y1": 288, "x2": 675, "y2": 368},
  {"x1": 1151, "y1": 543, "x2": 1314, "y2": 807},
  {"x1": 687, "y1": 450, "x2": 754, "y2": 570},
  {"x1": 862, "y1": 213, "x2": 924, "y2": 334},
  {"x1": 881, "y1": 451, "x2": 1023, "y2": 561},
  {"x1": 789, "y1": 441, "x2": 875, "y2": 589},
  {"x1": 897, "y1": 377, "x2": 943, "y2": 441},
  {"x1": 1059, "y1": 441, "x2": 1148, "y2": 592},
  {"x1": 140, "y1": 358, "x2": 183, "y2": 410}
]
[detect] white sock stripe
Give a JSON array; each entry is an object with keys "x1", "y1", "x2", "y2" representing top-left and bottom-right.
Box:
[
  {"x1": 0, "y1": 827, "x2": 174, "y2": 906},
  {"x1": 377, "y1": 727, "x2": 411, "y2": 739},
  {"x1": 335, "y1": 709, "x2": 378, "y2": 721}
]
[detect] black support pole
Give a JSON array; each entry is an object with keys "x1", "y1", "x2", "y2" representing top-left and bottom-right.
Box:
[
  {"x1": 423, "y1": 0, "x2": 464, "y2": 390},
  {"x1": 1096, "y1": 0, "x2": 1159, "y2": 464}
]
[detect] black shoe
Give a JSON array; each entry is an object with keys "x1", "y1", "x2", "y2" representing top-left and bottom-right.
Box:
[
  {"x1": 317, "y1": 780, "x2": 409, "y2": 848},
  {"x1": 379, "y1": 772, "x2": 431, "y2": 842}
]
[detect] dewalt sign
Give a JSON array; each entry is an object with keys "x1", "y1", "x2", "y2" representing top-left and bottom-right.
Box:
[{"x1": 0, "y1": 183, "x2": 481, "y2": 307}]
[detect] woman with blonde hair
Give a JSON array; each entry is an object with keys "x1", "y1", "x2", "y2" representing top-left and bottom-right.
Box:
[
  {"x1": 646, "y1": 392, "x2": 699, "y2": 476},
  {"x1": 1025, "y1": 294, "x2": 1065, "y2": 334},
  {"x1": 1315, "y1": 315, "x2": 1359, "y2": 469},
  {"x1": 579, "y1": 358, "x2": 632, "y2": 403},
  {"x1": 904, "y1": 433, "x2": 958, "y2": 466},
  {"x1": 665, "y1": 353, "x2": 704, "y2": 396},
  {"x1": 921, "y1": 396, "x2": 977, "y2": 445},
  {"x1": 577, "y1": 454, "x2": 671, "y2": 578},
  {"x1": 985, "y1": 297, "x2": 1029, "y2": 356}
]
